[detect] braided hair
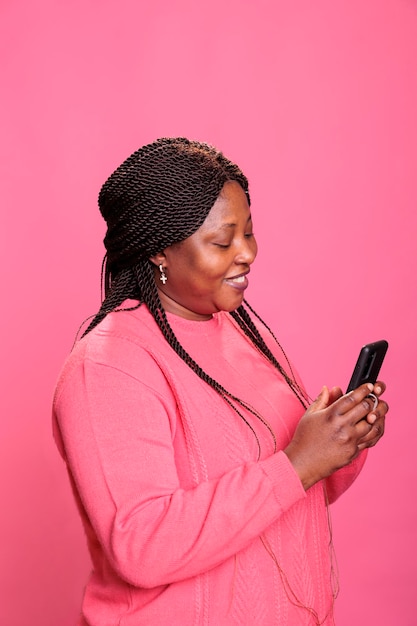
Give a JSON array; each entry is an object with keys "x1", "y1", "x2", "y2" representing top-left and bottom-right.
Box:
[{"x1": 83, "y1": 137, "x2": 308, "y2": 457}]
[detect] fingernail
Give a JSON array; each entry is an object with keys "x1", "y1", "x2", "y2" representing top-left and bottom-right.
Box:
[
  {"x1": 374, "y1": 385, "x2": 382, "y2": 394},
  {"x1": 367, "y1": 383, "x2": 374, "y2": 391},
  {"x1": 368, "y1": 413, "x2": 377, "y2": 424}
]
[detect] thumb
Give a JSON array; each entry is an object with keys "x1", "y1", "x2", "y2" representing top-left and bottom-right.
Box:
[{"x1": 312, "y1": 385, "x2": 330, "y2": 410}]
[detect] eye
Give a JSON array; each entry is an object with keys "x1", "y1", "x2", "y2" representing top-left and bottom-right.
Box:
[
  {"x1": 244, "y1": 232, "x2": 254, "y2": 239},
  {"x1": 214, "y1": 243, "x2": 231, "y2": 249}
]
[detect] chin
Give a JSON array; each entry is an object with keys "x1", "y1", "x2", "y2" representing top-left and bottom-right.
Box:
[{"x1": 221, "y1": 298, "x2": 245, "y2": 313}]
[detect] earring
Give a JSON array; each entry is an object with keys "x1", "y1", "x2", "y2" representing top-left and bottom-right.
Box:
[{"x1": 159, "y1": 264, "x2": 167, "y2": 284}]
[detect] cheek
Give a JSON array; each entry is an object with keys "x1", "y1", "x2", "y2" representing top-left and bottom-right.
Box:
[
  {"x1": 185, "y1": 264, "x2": 228, "y2": 301},
  {"x1": 187, "y1": 251, "x2": 226, "y2": 280}
]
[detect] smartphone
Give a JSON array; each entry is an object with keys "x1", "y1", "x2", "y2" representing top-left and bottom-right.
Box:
[{"x1": 346, "y1": 340, "x2": 388, "y2": 393}]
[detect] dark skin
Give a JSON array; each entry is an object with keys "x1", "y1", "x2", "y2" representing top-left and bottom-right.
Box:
[
  {"x1": 150, "y1": 181, "x2": 389, "y2": 491},
  {"x1": 284, "y1": 381, "x2": 388, "y2": 490}
]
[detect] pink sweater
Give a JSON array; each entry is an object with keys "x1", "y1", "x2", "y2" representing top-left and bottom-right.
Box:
[{"x1": 53, "y1": 302, "x2": 366, "y2": 625}]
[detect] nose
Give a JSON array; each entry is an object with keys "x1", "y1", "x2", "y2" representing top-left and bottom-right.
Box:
[{"x1": 235, "y1": 235, "x2": 258, "y2": 265}]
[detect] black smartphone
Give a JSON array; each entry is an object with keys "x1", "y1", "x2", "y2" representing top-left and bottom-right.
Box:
[{"x1": 346, "y1": 340, "x2": 389, "y2": 393}]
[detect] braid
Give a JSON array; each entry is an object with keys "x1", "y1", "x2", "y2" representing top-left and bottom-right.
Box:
[
  {"x1": 82, "y1": 137, "x2": 305, "y2": 456},
  {"x1": 82, "y1": 267, "x2": 140, "y2": 336}
]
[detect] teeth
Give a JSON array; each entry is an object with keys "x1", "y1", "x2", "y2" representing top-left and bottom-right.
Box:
[{"x1": 232, "y1": 276, "x2": 245, "y2": 283}]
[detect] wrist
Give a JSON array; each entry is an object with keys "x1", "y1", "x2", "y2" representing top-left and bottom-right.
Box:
[{"x1": 283, "y1": 444, "x2": 319, "y2": 491}]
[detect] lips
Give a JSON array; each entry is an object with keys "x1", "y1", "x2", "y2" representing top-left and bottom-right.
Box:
[{"x1": 224, "y1": 271, "x2": 249, "y2": 291}]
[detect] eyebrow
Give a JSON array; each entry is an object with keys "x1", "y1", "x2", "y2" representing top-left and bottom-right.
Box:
[{"x1": 218, "y1": 214, "x2": 253, "y2": 230}]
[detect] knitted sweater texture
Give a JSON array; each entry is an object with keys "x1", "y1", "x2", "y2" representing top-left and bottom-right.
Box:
[{"x1": 53, "y1": 302, "x2": 366, "y2": 625}]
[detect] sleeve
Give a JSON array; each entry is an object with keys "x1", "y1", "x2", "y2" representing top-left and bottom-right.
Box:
[
  {"x1": 53, "y1": 348, "x2": 307, "y2": 589},
  {"x1": 324, "y1": 450, "x2": 368, "y2": 504}
]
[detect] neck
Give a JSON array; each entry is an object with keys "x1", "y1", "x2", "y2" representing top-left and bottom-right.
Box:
[{"x1": 156, "y1": 287, "x2": 213, "y2": 321}]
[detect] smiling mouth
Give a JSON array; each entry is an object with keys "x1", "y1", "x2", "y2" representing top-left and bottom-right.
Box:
[
  {"x1": 229, "y1": 275, "x2": 245, "y2": 284},
  {"x1": 225, "y1": 273, "x2": 249, "y2": 290}
]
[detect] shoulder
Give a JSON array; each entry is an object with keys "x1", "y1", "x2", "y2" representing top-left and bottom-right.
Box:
[
  {"x1": 54, "y1": 302, "x2": 176, "y2": 405},
  {"x1": 80, "y1": 300, "x2": 172, "y2": 363}
]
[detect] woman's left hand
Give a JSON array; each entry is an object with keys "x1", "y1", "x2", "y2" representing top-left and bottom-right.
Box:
[
  {"x1": 357, "y1": 380, "x2": 388, "y2": 450},
  {"x1": 325, "y1": 381, "x2": 388, "y2": 451}
]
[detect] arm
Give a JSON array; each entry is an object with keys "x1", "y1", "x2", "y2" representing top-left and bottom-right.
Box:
[{"x1": 53, "y1": 350, "x2": 307, "y2": 589}]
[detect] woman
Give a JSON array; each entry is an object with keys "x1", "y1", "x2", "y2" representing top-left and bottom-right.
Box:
[{"x1": 53, "y1": 137, "x2": 388, "y2": 625}]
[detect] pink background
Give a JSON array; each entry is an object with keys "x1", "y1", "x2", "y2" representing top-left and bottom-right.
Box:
[{"x1": 1, "y1": 1, "x2": 416, "y2": 624}]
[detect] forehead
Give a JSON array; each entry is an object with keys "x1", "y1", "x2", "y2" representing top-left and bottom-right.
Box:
[{"x1": 200, "y1": 181, "x2": 251, "y2": 231}]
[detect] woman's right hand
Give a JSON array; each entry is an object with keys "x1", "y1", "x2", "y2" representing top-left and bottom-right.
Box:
[{"x1": 284, "y1": 383, "x2": 387, "y2": 490}]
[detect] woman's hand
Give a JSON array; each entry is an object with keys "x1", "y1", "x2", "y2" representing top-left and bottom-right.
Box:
[
  {"x1": 284, "y1": 382, "x2": 389, "y2": 491},
  {"x1": 357, "y1": 381, "x2": 388, "y2": 451}
]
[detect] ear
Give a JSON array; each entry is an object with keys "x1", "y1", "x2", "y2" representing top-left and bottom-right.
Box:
[{"x1": 149, "y1": 251, "x2": 167, "y2": 267}]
